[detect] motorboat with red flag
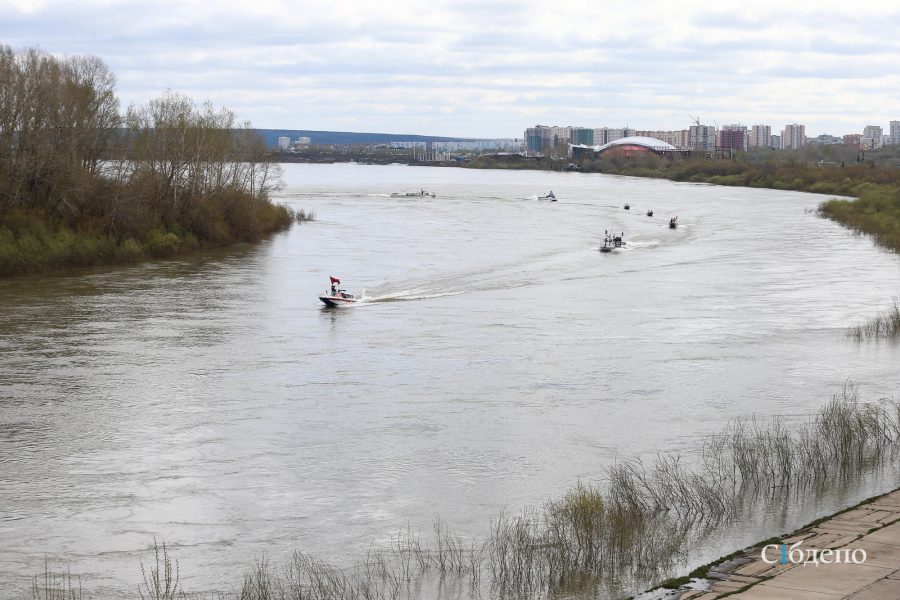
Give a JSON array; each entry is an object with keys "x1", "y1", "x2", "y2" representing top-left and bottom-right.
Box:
[{"x1": 319, "y1": 276, "x2": 358, "y2": 307}]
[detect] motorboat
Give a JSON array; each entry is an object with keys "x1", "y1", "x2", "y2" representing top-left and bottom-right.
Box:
[
  {"x1": 600, "y1": 231, "x2": 626, "y2": 252},
  {"x1": 646, "y1": 210, "x2": 654, "y2": 217},
  {"x1": 538, "y1": 191, "x2": 557, "y2": 201},
  {"x1": 624, "y1": 203, "x2": 630, "y2": 210},
  {"x1": 319, "y1": 276, "x2": 358, "y2": 307},
  {"x1": 391, "y1": 189, "x2": 435, "y2": 198},
  {"x1": 669, "y1": 216, "x2": 678, "y2": 229}
]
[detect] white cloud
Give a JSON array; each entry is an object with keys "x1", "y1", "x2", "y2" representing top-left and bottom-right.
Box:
[{"x1": 2, "y1": 0, "x2": 899, "y2": 136}]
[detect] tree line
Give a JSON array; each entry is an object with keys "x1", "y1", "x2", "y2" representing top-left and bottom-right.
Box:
[{"x1": 0, "y1": 45, "x2": 295, "y2": 276}]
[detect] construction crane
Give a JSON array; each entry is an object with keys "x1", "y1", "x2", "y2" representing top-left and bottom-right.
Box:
[{"x1": 689, "y1": 115, "x2": 701, "y2": 126}]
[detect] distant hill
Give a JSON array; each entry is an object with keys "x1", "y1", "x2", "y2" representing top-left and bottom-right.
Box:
[{"x1": 255, "y1": 129, "x2": 481, "y2": 148}]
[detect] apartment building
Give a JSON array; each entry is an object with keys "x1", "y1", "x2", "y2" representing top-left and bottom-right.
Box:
[
  {"x1": 525, "y1": 125, "x2": 551, "y2": 156},
  {"x1": 782, "y1": 124, "x2": 806, "y2": 150},
  {"x1": 749, "y1": 125, "x2": 771, "y2": 148},
  {"x1": 862, "y1": 125, "x2": 883, "y2": 149},
  {"x1": 689, "y1": 124, "x2": 717, "y2": 151},
  {"x1": 887, "y1": 121, "x2": 900, "y2": 146},
  {"x1": 719, "y1": 124, "x2": 749, "y2": 152},
  {"x1": 570, "y1": 127, "x2": 594, "y2": 146}
]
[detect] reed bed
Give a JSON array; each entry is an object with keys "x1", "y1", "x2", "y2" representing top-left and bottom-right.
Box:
[
  {"x1": 848, "y1": 300, "x2": 900, "y2": 340},
  {"x1": 32, "y1": 384, "x2": 900, "y2": 600},
  {"x1": 32, "y1": 562, "x2": 84, "y2": 600},
  {"x1": 294, "y1": 209, "x2": 316, "y2": 223}
]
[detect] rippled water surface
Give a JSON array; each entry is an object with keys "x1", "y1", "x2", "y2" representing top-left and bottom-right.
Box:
[{"x1": 2, "y1": 164, "x2": 900, "y2": 597}]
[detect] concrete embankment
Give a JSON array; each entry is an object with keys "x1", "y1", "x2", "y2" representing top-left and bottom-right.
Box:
[{"x1": 640, "y1": 488, "x2": 900, "y2": 600}]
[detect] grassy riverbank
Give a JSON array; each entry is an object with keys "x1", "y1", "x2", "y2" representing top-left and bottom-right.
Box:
[{"x1": 0, "y1": 203, "x2": 298, "y2": 277}]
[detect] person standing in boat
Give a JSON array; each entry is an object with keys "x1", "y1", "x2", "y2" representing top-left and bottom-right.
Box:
[{"x1": 330, "y1": 276, "x2": 340, "y2": 296}]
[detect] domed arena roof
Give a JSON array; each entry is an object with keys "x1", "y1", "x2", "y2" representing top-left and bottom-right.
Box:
[{"x1": 596, "y1": 136, "x2": 677, "y2": 152}]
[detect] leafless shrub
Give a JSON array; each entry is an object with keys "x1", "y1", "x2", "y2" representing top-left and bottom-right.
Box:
[
  {"x1": 140, "y1": 538, "x2": 184, "y2": 600},
  {"x1": 32, "y1": 560, "x2": 83, "y2": 600}
]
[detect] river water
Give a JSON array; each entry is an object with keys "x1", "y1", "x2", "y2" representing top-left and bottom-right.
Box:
[{"x1": 2, "y1": 163, "x2": 900, "y2": 598}]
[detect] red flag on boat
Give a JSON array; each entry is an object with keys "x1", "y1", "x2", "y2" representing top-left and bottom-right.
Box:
[{"x1": 330, "y1": 276, "x2": 341, "y2": 284}]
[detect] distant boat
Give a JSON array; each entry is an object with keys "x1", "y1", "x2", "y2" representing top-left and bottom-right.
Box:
[
  {"x1": 647, "y1": 210, "x2": 654, "y2": 217},
  {"x1": 391, "y1": 189, "x2": 435, "y2": 198},
  {"x1": 624, "y1": 203, "x2": 630, "y2": 210},
  {"x1": 538, "y1": 191, "x2": 557, "y2": 201},
  {"x1": 669, "y1": 216, "x2": 678, "y2": 229},
  {"x1": 600, "y1": 231, "x2": 625, "y2": 252}
]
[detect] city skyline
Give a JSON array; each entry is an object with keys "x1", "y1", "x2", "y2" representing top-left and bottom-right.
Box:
[{"x1": 2, "y1": 0, "x2": 900, "y2": 138}]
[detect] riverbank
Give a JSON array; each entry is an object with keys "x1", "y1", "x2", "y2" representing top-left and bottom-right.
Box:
[
  {"x1": 0, "y1": 203, "x2": 299, "y2": 277},
  {"x1": 637, "y1": 486, "x2": 900, "y2": 600}
]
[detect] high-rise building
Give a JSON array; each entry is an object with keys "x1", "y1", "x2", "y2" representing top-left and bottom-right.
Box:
[
  {"x1": 550, "y1": 126, "x2": 572, "y2": 144},
  {"x1": 571, "y1": 127, "x2": 594, "y2": 146},
  {"x1": 749, "y1": 125, "x2": 772, "y2": 148},
  {"x1": 863, "y1": 125, "x2": 884, "y2": 149},
  {"x1": 720, "y1": 125, "x2": 748, "y2": 152},
  {"x1": 886, "y1": 121, "x2": 900, "y2": 146},
  {"x1": 770, "y1": 134, "x2": 782, "y2": 149},
  {"x1": 782, "y1": 124, "x2": 806, "y2": 149},
  {"x1": 689, "y1": 124, "x2": 716, "y2": 151},
  {"x1": 277, "y1": 136, "x2": 291, "y2": 151},
  {"x1": 525, "y1": 125, "x2": 551, "y2": 156}
]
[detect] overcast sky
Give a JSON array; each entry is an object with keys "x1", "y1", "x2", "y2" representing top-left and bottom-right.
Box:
[{"x1": 2, "y1": 0, "x2": 899, "y2": 138}]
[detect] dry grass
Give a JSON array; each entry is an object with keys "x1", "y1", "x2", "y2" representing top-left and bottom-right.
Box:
[
  {"x1": 848, "y1": 300, "x2": 900, "y2": 340},
  {"x1": 32, "y1": 560, "x2": 84, "y2": 600}
]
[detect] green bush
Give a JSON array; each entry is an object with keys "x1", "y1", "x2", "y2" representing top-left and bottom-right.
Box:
[
  {"x1": 116, "y1": 238, "x2": 144, "y2": 261},
  {"x1": 145, "y1": 230, "x2": 182, "y2": 256}
]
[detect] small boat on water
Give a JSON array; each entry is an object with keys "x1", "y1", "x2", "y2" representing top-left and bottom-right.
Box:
[
  {"x1": 647, "y1": 210, "x2": 654, "y2": 217},
  {"x1": 600, "y1": 231, "x2": 626, "y2": 252},
  {"x1": 669, "y1": 216, "x2": 678, "y2": 229},
  {"x1": 319, "y1": 276, "x2": 358, "y2": 307},
  {"x1": 391, "y1": 189, "x2": 435, "y2": 198},
  {"x1": 538, "y1": 191, "x2": 557, "y2": 201},
  {"x1": 624, "y1": 203, "x2": 630, "y2": 210}
]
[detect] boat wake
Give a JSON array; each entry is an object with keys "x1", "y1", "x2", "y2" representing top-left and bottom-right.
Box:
[
  {"x1": 360, "y1": 289, "x2": 469, "y2": 303},
  {"x1": 626, "y1": 239, "x2": 661, "y2": 249},
  {"x1": 357, "y1": 245, "x2": 581, "y2": 304}
]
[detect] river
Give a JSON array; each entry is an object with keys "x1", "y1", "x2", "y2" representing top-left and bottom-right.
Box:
[{"x1": 2, "y1": 163, "x2": 900, "y2": 598}]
